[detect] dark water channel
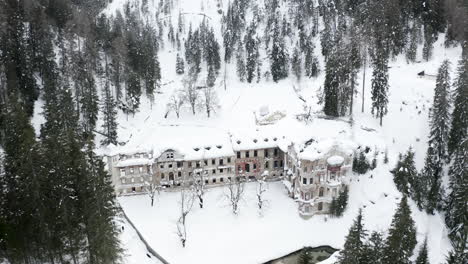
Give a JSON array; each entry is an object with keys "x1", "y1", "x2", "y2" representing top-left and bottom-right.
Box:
[{"x1": 265, "y1": 246, "x2": 337, "y2": 264}]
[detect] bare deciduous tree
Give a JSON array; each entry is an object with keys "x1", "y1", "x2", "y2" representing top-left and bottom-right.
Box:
[
  {"x1": 176, "y1": 186, "x2": 195, "y2": 248},
  {"x1": 256, "y1": 174, "x2": 268, "y2": 213},
  {"x1": 145, "y1": 181, "x2": 161, "y2": 207},
  {"x1": 225, "y1": 177, "x2": 245, "y2": 215},
  {"x1": 192, "y1": 171, "x2": 206, "y2": 208},
  {"x1": 202, "y1": 86, "x2": 218, "y2": 118},
  {"x1": 183, "y1": 73, "x2": 199, "y2": 115},
  {"x1": 167, "y1": 91, "x2": 184, "y2": 118}
]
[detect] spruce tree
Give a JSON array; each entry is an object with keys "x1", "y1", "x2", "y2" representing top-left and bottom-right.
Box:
[
  {"x1": 207, "y1": 65, "x2": 217, "y2": 88},
  {"x1": 447, "y1": 59, "x2": 468, "y2": 156},
  {"x1": 338, "y1": 209, "x2": 368, "y2": 264},
  {"x1": 444, "y1": 139, "x2": 468, "y2": 255},
  {"x1": 1, "y1": 94, "x2": 44, "y2": 262},
  {"x1": 236, "y1": 42, "x2": 246, "y2": 82},
  {"x1": 415, "y1": 239, "x2": 429, "y2": 264},
  {"x1": 423, "y1": 60, "x2": 451, "y2": 214},
  {"x1": 362, "y1": 231, "x2": 384, "y2": 264},
  {"x1": 382, "y1": 196, "x2": 417, "y2": 264},
  {"x1": 391, "y1": 148, "x2": 417, "y2": 195},
  {"x1": 370, "y1": 35, "x2": 389, "y2": 126},
  {"x1": 270, "y1": 20, "x2": 288, "y2": 82},
  {"x1": 245, "y1": 22, "x2": 258, "y2": 83},
  {"x1": 406, "y1": 25, "x2": 418, "y2": 63},
  {"x1": 101, "y1": 81, "x2": 118, "y2": 146},
  {"x1": 291, "y1": 46, "x2": 302, "y2": 80},
  {"x1": 176, "y1": 53, "x2": 185, "y2": 74}
]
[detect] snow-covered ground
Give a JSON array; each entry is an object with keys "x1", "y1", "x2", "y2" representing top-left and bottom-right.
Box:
[{"x1": 26, "y1": 0, "x2": 463, "y2": 262}]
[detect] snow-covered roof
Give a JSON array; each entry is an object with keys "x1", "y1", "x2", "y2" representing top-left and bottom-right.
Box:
[
  {"x1": 116, "y1": 158, "x2": 152, "y2": 167},
  {"x1": 327, "y1": 155, "x2": 344, "y2": 166},
  {"x1": 297, "y1": 138, "x2": 355, "y2": 162},
  {"x1": 230, "y1": 127, "x2": 288, "y2": 151}
]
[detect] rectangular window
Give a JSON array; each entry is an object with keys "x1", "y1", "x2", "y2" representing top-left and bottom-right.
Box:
[
  {"x1": 120, "y1": 169, "x2": 126, "y2": 176},
  {"x1": 254, "y1": 150, "x2": 258, "y2": 157},
  {"x1": 212, "y1": 169, "x2": 216, "y2": 174},
  {"x1": 246, "y1": 151, "x2": 250, "y2": 158},
  {"x1": 205, "y1": 180, "x2": 209, "y2": 184},
  {"x1": 265, "y1": 161, "x2": 269, "y2": 169},
  {"x1": 220, "y1": 177, "x2": 224, "y2": 182},
  {"x1": 177, "y1": 161, "x2": 182, "y2": 168},
  {"x1": 280, "y1": 160, "x2": 283, "y2": 167},
  {"x1": 188, "y1": 162, "x2": 192, "y2": 168},
  {"x1": 130, "y1": 168, "x2": 134, "y2": 174},
  {"x1": 212, "y1": 159, "x2": 216, "y2": 165},
  {"x1": 274, "y1": 148, "x2": 278, "y2": 156},
  {"x1": 238, "y1": 165, "x2": 242, "y2": 172},
  {"x1": 213, "y1": 178, "x2": 217, "y2": 183},
  {"x1": 168, "y1": 163, "x2": 173, "y2": 168},
  {"x1": 131, "y1": 178, "x2": 135, "y2": 183},
  {"x1": 139, "y1": 166, "x2": 143, "y2": 173},
  {"x1": 122, "y1": 178, "x2": 126, "y2": 184},
  {"x1": 178, "y1": 171, "x2": 182, "y2": 177},
  {"x1": 274, "y1": 161, "x2": 278, "y2": 168},
  {"x1": 253, "y1": 163, "x2": 257, "y2": 170},
  {"x1": 303, "y1": 177, "x2": 307, "y2": 184},
  {"x1": 219, "y1": 159, "x2": 224, "y2": 165},
  {"x1": 265, "y1": 149, "x2": 269, "y2": 157},
  {"x1": 237, "y1": 152, "x2": 241, "y2": 158},
  {"x1": 196, "y1": 162, "x2": 200, "y2": 168},
  {"x1": 160, "y1": 164, "x2": 164, "y2": 169},
  {"x1": 204, "y1": 160, "x2": 208, "y2": 166},
  {"x1": 220, "y1": 168, "x2": 224, "y2": 173},
  {"x1": 227, "y1": 157, "x2": 231, "y2": 163}
]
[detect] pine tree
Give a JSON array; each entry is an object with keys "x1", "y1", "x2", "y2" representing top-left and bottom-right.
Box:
[
  {"x1": 353, "y1": 151, "x2": 370, "y2": 175},
  {"x1": 236, "y1": 42, "x2": 246, "y2": 82},
  {"x1": 176, "y1": 53, "x2": 185, "y2": 74},
  {"x1": 1, "y1": 94, "x2": 44, "y2": 262},
  {"x1": 338, "y1": 209, "x2": 368, "y2": 264},
  {"x1": 382, "y1": 196, "x2": 417, "y2": 264},
  {"x1": 270, "y1": 20, "x2": 289, "y2": 82},
  {"x1": 447, "y1": 59, "x2": 468, "y2": 156},
  {"x1": 362, "y1": 231, "x2": 384, "y2": 264},
  {"x1": 423, "y1": 60, "x2": 451, "y2": 214},
  {"x1": 391, "y1": 148, "x2": 417, "y2": 195},
  {"x1": 444, "y1": 139, "x2": 468, "y2": 255},
  {"x1": 371, "y1": 35, "x2": 389, "y2": 126},
  {"x1": 415, "y1": 239, "x2": 429, "y2": 264},
  {"x1": 245, "y1": 22, "x2": 258, "y2": 83},
  {"x1": 101, "y1": 81, "x2": 118, "y2": 146},
  {"x1": 207, "y1": 65, "x2": 217, "y2": 88},
  {"x1": 406, "y1": 25, "x2": 418, "y2": 63},
  {"x1": 422, "y1": 26, "x2": 434, "y2": 61},
  {"x1": 291, "y1": 46, "x2": 302, "y2": 80}
]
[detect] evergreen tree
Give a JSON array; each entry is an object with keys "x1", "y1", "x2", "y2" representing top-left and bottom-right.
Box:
[
  {"x1": 125, "y1": 71, "x2": 141, "y2": 115},
  {"x1": 422, "y1": 26, "x2": 434, "y2": 61},
  {"x1": 101, "y1": 81, "x2": 118, "y2": 146},
  {"x1": 447, "y1": 59, "x2": 468, "y2": 156},
  {"x1": 406, "y1": 25, "x2": 418, "y2": 63},
  {"x1": 291, "y1": 46, "x2": 302, "y2": 80},
  {"x1": 270, "y1": 21, "x2": 289, "y2": 82},
  {"x1": 415, "y1": 239, "x2": 429, "y2": 264},
  {"x1": 362, "y1": 231, "x2": 384, "y2": 264},
  {"x1": 371, "y1": 35, "x2": 389, "y2": 126},
  {"x1": 382, "y1": 196, "x2": 417, "y2": 264},
  {"x1": 391, "y1": 148, "x2": 417, "y2": 195},
  {"x1": 1, "y1": 94, "x2": 44, "y2": 262},
  {"x1": 245, "y1": 22, "x2": 258, "y2": 83},
  {"x1": 423, "y1": 60, "x2": 451, "y2": 214},
  {"x1": 207, "y1": 65, "x2": 217, "y2": 88},
  {"x1": 176, "y1": 53, "x2": 185, "y2": 75},
  {"x1": 236, "y1": 42, "x2": 246, "y2": 82},
  {"x1": 338, "y1": 209, "x2": 368, "y2": 264},
  {"x1": 444, "y1": 139, "x2": 468, "y2": 256},
  {"x1": 330, "y1": 186, "x2": 349, "y2": 217},
  {"x1": 353, "y1": 150, "x2": 370, "y2": 175}
]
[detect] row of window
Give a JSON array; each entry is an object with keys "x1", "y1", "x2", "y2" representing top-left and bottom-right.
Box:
[
  {"x1": 236, "y1": 148, "x2": 280, "y2": 159},
  {"x1": 159, "y1": 157, "x2": 232, "y2": 169},
  {"x1": 303, "y1": 202, "x2": 323, "y2": 213},
  {"x1": 121, "y1": 176, "x2": 151, "y2": 184},
  {"x1": 160, "y1": 168, "x2": 233, "y2": 180},
  {"x1": 120, "y1": 166, "x2": 147, "y2": 176}
]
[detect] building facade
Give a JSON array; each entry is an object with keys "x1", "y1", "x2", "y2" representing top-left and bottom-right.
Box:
[{"x1": 106, "y1": 136, "x2": 354, "y2": 217}]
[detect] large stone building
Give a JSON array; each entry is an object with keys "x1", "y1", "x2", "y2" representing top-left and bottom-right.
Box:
[
  {"x1": 284, "y1": 139, "x2": 355, "y2": 216},
  {"x1": 105, "y1": 127, "x2": 354, "y2": 216}
]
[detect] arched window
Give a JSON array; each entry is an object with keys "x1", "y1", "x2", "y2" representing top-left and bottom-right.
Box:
[{"x1": 319, "y1": 187, "x2": 324, "y2": 197}]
